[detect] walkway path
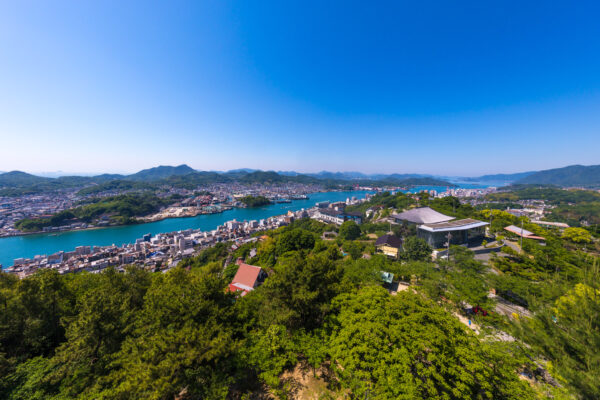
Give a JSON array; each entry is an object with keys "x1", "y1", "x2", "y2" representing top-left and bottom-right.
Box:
[
  {"x1": 504, "y1": 240, "x2": 523, "y2": 254},
  {"x1": 453, "y1": 312, "x2": 480, "y2": 335}
]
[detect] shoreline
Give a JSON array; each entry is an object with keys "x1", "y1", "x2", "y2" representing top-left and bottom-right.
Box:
[
  {"x1": 1, "y1": 207, "x2": 236, "y2": 240},
  {"x1": 139, "y1": 205, "x2": 234, "y2": 223},
  {"x1": 0, "y1": 189, "x2": 341, "y2": 240},
  {"x1": 0, "y1": 186, "x2": 473, "y2": 266},
  {"x1": 0, "y1": 186, "x2": 470, "y2": 240},
  {"x1": 0, "y1": 190, "x2": 376, "y2": 268},
  {"x1": 0, "y1": 224, "x2": 137, "y2": 239}
]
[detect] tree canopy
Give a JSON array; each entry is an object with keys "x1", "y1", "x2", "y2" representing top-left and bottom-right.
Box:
[
  {"x1": 329, "y1": 286, "x2": 534, "y2": 399},
  {"x1": 339, "y1": 220, "x2": 361, "y2": 240},
  {"x1": 1, "y1": 206, "x2": 597, "y2": 399}
]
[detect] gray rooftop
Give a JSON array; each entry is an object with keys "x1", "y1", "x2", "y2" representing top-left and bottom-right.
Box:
[
  {"x1": 392, "y1": 207, "x2": 455, "y2": 224},
  {"x1": 419, "y1": 218, "x2": 488, "y2": 232}
]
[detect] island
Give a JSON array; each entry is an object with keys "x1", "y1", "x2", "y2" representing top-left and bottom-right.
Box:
[
  {"x1": 14, "y1": 194, "x2": 175, "y2": 232},
  {"x1": 239, "y1": 195, "x2": 272, "y2": 208}
]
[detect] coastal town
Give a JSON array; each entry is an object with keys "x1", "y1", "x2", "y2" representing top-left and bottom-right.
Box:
[
  {"x1": 0, "y1": 182, "x2": 320, "y2": 237},
  {"x1": 2, "y1": 4, "x2": 599, "y2": 397},
  {"x1": 2, "y1": 195, "x2": 370, "y2": 276},
  {"x1": 2, "y1": 184, "x2": 572, "y2": 275},
  {"x1": 0, "y1": 181, "x2": 500, "y2": 238}
]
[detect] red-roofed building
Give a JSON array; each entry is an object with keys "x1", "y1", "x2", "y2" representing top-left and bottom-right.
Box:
[
  {"x1": 504, "y1": 225, "x2": 545, "y2": 240},
  {"x1": 228, "y1": 258, "x2": 267, "y2": 296}
]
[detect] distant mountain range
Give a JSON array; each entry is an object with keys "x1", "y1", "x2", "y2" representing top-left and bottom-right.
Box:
[
  {"x1": 1, "y1": 163, "x2": 598, "y2": 196},
  {"x1": 514, "y1": 165, "x2": 600, "y2": 187},
  {"x1": 304, "y1": 171, "x2": 429, "y2": 181},
  {"x1": 209, "y1": 169, "x2": 431, "y2": 181},
  {"x1": 282, "y1": 165, "x2": 600, "y2": 187},
  {"x1": 0, "y1": 166, "x2": 453, "y2": 196},
  {"x1": 459, "y1": 171, "x2": 537, "y2": 184}
]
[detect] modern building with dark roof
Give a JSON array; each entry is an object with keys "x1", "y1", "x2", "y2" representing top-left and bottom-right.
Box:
[
  {"x1": 417, "y1": 218, "x2": 489, "y2": 248},
  {"x1": 392, "y1": 207, "x2": 455, "y2": 225}
]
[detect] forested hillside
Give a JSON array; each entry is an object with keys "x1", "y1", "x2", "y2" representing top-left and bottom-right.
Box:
[
  {"x1": 14, "y1": 194, "x2": 175, "y2": 231},
  {"x1": 487, "y1": 187, "x2": 600, "y2": 226},
  {"x1": 2, "y1": 203, "x2": 599, "y2": 398},
  {"x1": 515, "y1": 165, "x2": 600, "y2": 187},
  {"x1": 0, "y1": 166, "x2": 454, "y2": 196}
]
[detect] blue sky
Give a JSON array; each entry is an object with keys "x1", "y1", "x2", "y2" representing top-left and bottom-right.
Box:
[{"x1": 1, "y1": 1, "x2": 599, "y2": 176}]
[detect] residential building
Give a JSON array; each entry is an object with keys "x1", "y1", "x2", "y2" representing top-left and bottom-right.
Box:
[
  {"x1": 228, "y1": 259, "x2": 267, "y2": 296},
  {"x1": 375, "y1": 234, "x2": 402, "y2": 258}
]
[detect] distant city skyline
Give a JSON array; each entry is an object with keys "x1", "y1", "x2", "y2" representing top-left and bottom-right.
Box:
[{"x1": 1, "y1": 1, "x2": 599, "y2": 175}]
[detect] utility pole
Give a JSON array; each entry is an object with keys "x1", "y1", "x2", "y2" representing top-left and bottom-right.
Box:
[
  {"x1": 447, "y1": 232, "x2": 451, "y2": 262},
  {"x1": 520, "y1": 219, "x2": 524, "y2": 249}
]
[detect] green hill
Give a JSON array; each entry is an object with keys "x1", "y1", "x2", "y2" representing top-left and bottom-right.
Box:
[
  {"x1": 0, "y1": 166, "x2": 455, "y2": 196},
  {"x1": 127, "y1": 164, "x2": 196, "y2": 181},
  {"x1": 515, "y1": 164, "x2": 600, "y2": 187},
  {"x1": 0, "y1": 171, "x2": 52, "y2": 187}
]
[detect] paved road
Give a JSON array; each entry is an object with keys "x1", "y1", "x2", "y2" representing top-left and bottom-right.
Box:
[{"x1": 504, "y1": 240, "x2": 523, "y2": 254}]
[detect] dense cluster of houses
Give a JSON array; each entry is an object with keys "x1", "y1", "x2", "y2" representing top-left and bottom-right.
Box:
[
  {"x1": 4, "y1": 208, "x2": 312, "y2": 278},
  {"x1": 0, "y1": 192, "x2": 78, "y2": 237}
]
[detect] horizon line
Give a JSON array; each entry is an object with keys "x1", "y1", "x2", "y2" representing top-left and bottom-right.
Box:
[{"x1": 1, "y1": 162, "x2": 596, "y2": 179}]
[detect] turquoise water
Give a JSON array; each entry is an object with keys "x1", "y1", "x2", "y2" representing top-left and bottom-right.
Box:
[
  {"x1": 0, "y1": 185, "x2": 488, "y2": 268},
  {"x1": 0, "y1": 191, "x2": 371, "y2": 267}
]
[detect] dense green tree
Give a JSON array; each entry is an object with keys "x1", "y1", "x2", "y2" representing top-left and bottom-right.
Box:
[
  {"x1": 402, "y1": 236, "x2": 432, "y2": 261},
  {"x1": 276, "y1": 228, "x2": 316, "y2": 255},
  {"x1": 255, "y1": 252, "x2": 343, "y2": 331},
  {"x1": 516, "y1": 263, "x2": 600, "y2": 399},
  {"x1": 562, "y1": 227, "x2": 592, "y2": 244},
  {"x1": 98, "y1": 267, "x2": 236, "y2": 399},
  {"x1": 338, "y1": 257, "x2": 384, "y2": 290},
  {"x1": 239, "y1": 195, "x2": 271, "y2": 207},
  {"x1": 429, "y1": 196, "x2": 475, "y2": 218},
  {"x1": 294, "y1": 329, "x2": 328, "y2": 377},
  {"x1": 345, "y1": 191, "x2": 415, "y2": 215},
  {"x1": 328, "y1": 286, "x2": 534, "y2": 399},
  {"x1": 448, "y1": 270, "x2": 490, "y2": 307},
  {"x1": 475, "y1": 209, "x2": 521, "y2": 234},
  {"x1": 282, "y1": 218, "x2": 331, "y2": 234},
  {"x1": 10, "y1": 269, "x2": 73, "y2": 359},
  {"x1": 4, "y1": 356, "x2": 56, "y2": 400},
  {"x1": 339, "y1": 220, "x2": 361, "y2": 240},
  {"x1": 3, "y1": 207, "x2": 594, "y2": 399},
  {"x1": 192, "y1": 242, "x2": 229, "y2": 265},
  {"x1": 44, "y1": 268, "x2": 150, "y2": 398},
  {"x1": 242, "y1": 324, "x2": 297, "y2": 389},
  {"x1": 342, "y1": 240, "x2": 363, "y2": 260}
]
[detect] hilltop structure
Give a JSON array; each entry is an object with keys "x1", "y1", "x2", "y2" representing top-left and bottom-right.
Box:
[
  {"x1": 228, "y1": 259, "x2": 267, "y2": 296},
  {"x1": 393, "y1": 207, "x2": 488, "y2": 249},
  {"x1": 418, "y1": 219, "x2": 489, "y2": 249},
  {"x1": 392, "y1": 207, "x2": 455, "y2": 225}
]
